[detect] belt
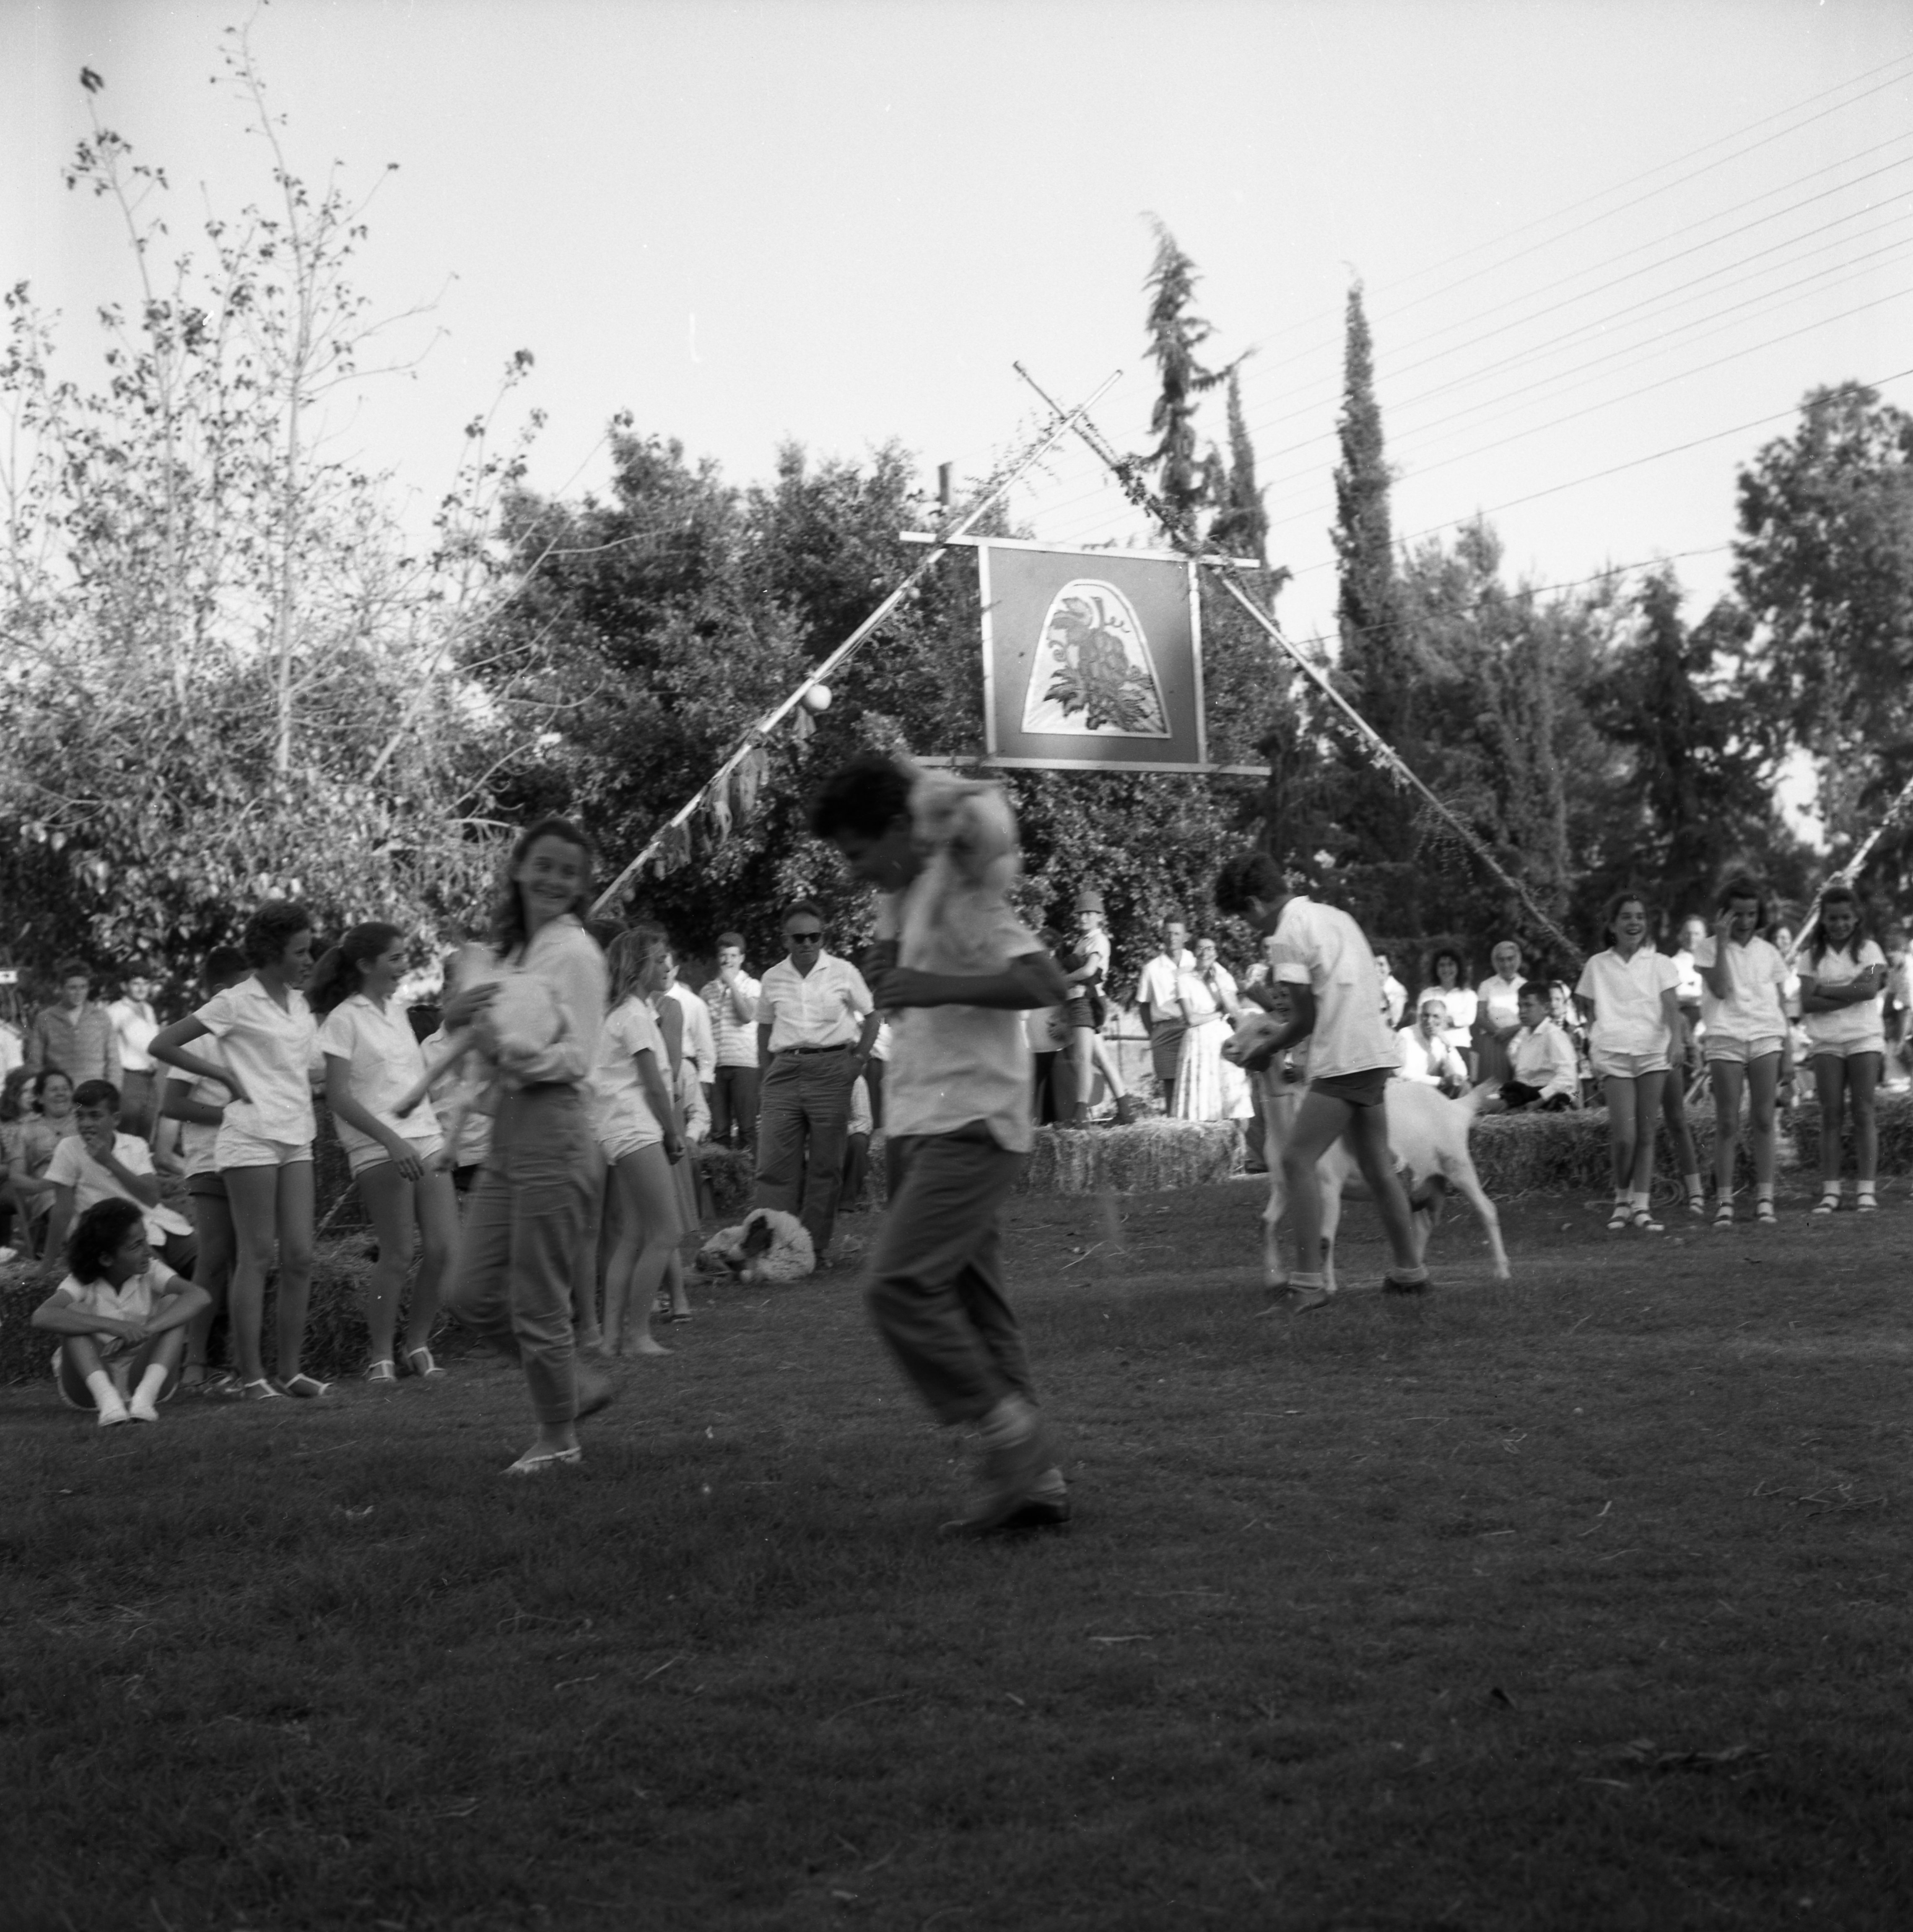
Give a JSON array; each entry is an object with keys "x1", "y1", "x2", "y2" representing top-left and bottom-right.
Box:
[{"x1": 781, "y1": 1043, "x2": 851, "y2": 1056}]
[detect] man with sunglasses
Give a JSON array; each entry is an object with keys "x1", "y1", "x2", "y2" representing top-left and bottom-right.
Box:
[{"x1": 754, "y1": 902, "x2": 878, "y2": 1264}]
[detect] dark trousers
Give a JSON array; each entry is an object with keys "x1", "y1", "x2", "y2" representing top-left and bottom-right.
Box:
[
  {"x1": 864, "y1": 1124, "x2": 1033, "y2": 1426},
  {"x1": 755, "y1": 1049, "x2": 857, "y2": 1257},
  {"x1": 119, "y1": 1069, "x2": 157, "y2": 1138},
  {"x1": 446, "y1": 1086, "x2": 594, "y2": 1424},
  {"x1": 1032, "y1": 1051, "x2": 1078, "y2": 1125},
  {"x1": 1148, "y1": 1017, "x2": 1187, "y2": 1093},
  {"x1": 1500, "y1": 1081, "x2": 1572, "y2": 1113},
  {"x1": 864, "y1": 1058, "x2": 885, "y2": 1131},
  {"x1": 711, "y1": 1064, "x2": 760, "y2": 1150}
]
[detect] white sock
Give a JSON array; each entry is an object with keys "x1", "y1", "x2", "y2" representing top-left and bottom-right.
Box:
[
  {"x1": 85, "y1": 1367, "x2": 123, "y2": 1413},
  {"x1": 130, "y1": 1363, "x2": 170, "y2": 1415}
]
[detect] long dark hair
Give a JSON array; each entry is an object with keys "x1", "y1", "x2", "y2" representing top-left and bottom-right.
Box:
[
  {"x1": 67, "y1": 1197, "x2": 145, "y2": 1285},
  {"x1": 1802, "y1": 883, "x2": 1867, "y2": 970},
  {"x1": 1429, "y1": 947, "x2": 1471, "y2": 989},
  {"x1": 307, "y1": 922, "x2": 404, "y2": 1017},
  {"x1": 1714, "y1": 874, "x2": 1770, "y2": 932},
  {"x1": 491, "y1": 816, "x2": 594, "y2": 959}
]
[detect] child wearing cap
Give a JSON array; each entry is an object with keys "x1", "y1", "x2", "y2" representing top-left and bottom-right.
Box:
[{"x1": 1061, "y1": 888, "x2": 1139, "y2": 1127}]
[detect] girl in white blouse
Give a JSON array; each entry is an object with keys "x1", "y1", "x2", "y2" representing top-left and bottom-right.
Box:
[
  {"x1": 311, "y1": 923, "x2": 458, "y2": 1384},
  {"x1": 1797, "y1": 883, "x2": 1887, "y2": 1214},
  {"x1": 151, "y1": 901, "x2": 324, "y2": 1400}
]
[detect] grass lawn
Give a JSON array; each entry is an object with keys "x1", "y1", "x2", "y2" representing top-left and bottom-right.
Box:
[{"x1": 4, "y1": 1176, "x2": 1911, "y2": 1930}]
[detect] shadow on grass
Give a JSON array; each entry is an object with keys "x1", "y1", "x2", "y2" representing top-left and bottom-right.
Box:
[{"x1": 4, "y1": 1179, "x2": 1911, "y2": 1929}]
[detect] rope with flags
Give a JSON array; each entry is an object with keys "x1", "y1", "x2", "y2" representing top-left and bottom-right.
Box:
[
  {"x1": 590, "y1": 372, "x2": 1122, "y2": 916},
  {"x1": 1012, "y1": 361, "x2": 1586, "y2": 969}
]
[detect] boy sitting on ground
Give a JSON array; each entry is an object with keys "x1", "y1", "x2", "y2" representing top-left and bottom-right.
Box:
[
  {"x1": 32, "y1": 1197, "x2": 209, "y2": 1424},
  {"x1": 1486, "y1": 983, "x2": 1579, "y2": 1114},
  {"x1": 34, "y1": 1080, "x2": 198, "y2": 1288}
]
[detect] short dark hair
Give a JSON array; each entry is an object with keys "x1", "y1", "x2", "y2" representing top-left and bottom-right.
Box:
[
  {"x1": 56, "y1": 958, "x2": 91, "y2": 983},
  {"x1": 1602, "y1": 889, "x2": 1652, "y2": 943},
  {"x1": 204, "y1": 947, "x2": 248, "y2": 989},
  {"x1": 807, "y1": 752, "x2": 913, "y2": 843},
  {"x1": 1514, "y1": 981, "x2": 1549, "y2": 1006},
  {"x1": 783, "y1": 900, "x2": 826, "y2": 931},
  {"x1": 1716, "y1": 874, "x2": 1769, "y2": 927},
  {"x1": 241, "y1": 900, "x2": 314, "y2": 969},
  {"x1": 31, "y1": 1069, "x2": 72, "y2": 1107},
  {"x1": 716, "y1": 931, "x2": 745, "y2": 951},
  {"x1": 1214, "y1": 852, "x2": 1284, "y2": 919},
  {"x1": 67, "y1": 1197, "x2": 145, "y2": 1284},
  {"x1": 73, "y1": 1080, "x2": 120, "y2": 1113}
]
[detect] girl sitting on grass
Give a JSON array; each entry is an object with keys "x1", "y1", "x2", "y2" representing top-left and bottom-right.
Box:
[
  {"x1": 32, "y1": 1197, "x2": 208, "y2": 1425},
  {"x1": 1797, "y1": 883, "x2": 1888, "y2": 1215},
  {"x1": 1575, "y1": 891, "x2": 1687, "y2": 1233},
  {"x1": 1693, "y1": 875, "x2": 1791, "y2": 1227}
]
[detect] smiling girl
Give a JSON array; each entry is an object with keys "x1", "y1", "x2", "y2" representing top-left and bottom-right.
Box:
[
  {"x1": 1576, "y1": 892, "x2": 1687, "y2": 1232},
  {"x1": 311, "y1": 923, "x2": 457, "y2": 1382},
  {"x1": 441, "y1": 816, "x2": 613, "y2": 1476},
  {"x1": 150, "y1": 902, "x2": 324, "y2": 1396},
  {"x1": 1692, "y1": 876, "x2": 1791, "y2": 1226},
  {"x1": 1797, "y1": 884, "x2": 1887, "y2": 1215}
]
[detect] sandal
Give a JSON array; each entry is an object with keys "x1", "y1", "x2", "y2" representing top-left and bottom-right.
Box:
[
  {"x1": 1712, "y1": 1201, "x2": 1734, "y2": 1228},
  {"x1": 1606, "y1": 1204, "x2": 1631, "y2": 1232},
  {"x1": 1629, "y1": 1209, "x2": 1664, "y2": 1233},
  {"x1": 1812, "y1": 1192, "x2": 1840, "y2": 1216},
  {"x1": 1856, "y1": 1192, "x2": 1879, "y2": 1213},
  {"x1": 280, "y1": 1373, "x2": 332, "y2": 1399},
  {"x1": 1754, "y1": 1198, "x2": 1777, "y2": 1226},
  {"x1": 405, "y1": 1346, "x2": 446, "y2": 1379},
  {"x1": 364, "y1": 1359, "x2": 398, "y2": 1384},
  {"x1": 235, "y1": 1378, "x2": 283, "y2": 1401},
  {"x1": 504, "y1": 1446, "x2": 581, "y2": 1477},
  {"x1": 1686, "y1": 1195, "x2": 1708, "y2": 1218}
]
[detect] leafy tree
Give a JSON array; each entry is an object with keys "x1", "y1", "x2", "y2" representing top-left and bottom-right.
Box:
[
  {"x1": 1732, "y1": 382, "x2": 1913, "y2": 851},
  {"x1": 1208, "y1": 369, "x2": 1276, "y2": 573},
  {"x1": 1139, "y1": 220, "x2": 1243, "y2": 527},
  {"x1": 1588, "y1": 569, "x2": 1805, "y2": 925},
  {"x1": 0, "y1": 46, "x2": 506, "y2": 981}
]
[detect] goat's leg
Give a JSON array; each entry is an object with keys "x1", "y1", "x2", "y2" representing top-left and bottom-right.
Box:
[{"x1": 1448, "y1": 1161, "x2": 1511, "y2": 1280}]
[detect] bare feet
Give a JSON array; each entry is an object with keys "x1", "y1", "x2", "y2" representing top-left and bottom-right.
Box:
[{"x1": 617, "y1": 1332, "x2": 670, "y2": 1358}]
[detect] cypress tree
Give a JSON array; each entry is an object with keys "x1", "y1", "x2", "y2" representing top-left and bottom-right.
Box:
[
  {"x1": 1140, "y1": 219, "x2": 1241, "y2": 528},
  {"x1": 1332, "y1": 282, "x2": 1406, "y2": 741}
]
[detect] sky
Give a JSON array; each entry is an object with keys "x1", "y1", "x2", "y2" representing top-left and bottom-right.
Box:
[{"x1": 5, "y1": 0, "x2": 1912, "y2": 680}]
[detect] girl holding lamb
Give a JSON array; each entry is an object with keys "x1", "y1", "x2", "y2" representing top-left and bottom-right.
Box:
[
  {"x1": 310, "y1": 923, "x2": 458, "y2": 1383},
  {"x1": 1575, "y1": 892, "x2": 1688, "y2": 1233},
  {"x1": 1796, "y1": 883, "x2": 1887, "y2": 1214},
  {"x1": 439, "y1": 815, "x2": 614, "y2": 1475}
]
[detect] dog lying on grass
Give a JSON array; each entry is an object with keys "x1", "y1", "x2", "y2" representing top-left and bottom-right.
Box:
[
  {"x1": 1225, "y1": 1009, "x2": 1510, "y2": 1293},
  {"x1": 695, "y1": 1208, "x2": 816, "y2": 1284}
]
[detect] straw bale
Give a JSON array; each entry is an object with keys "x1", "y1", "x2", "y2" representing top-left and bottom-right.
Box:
[{"x1": 1787, "y1": 1090, "x2": 1913, "y2": 1177}]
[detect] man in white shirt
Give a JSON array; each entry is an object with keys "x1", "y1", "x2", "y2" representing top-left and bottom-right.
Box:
[
  {"x1": 108, "y1": 967, "x2": 162, "y2": 1137},
  {"x1": 700, "y1": 932, "x2": 763, "y2": 1150},
  {"x1": 810, "y1": 752, "x2": 1072, "y2": 1533},
  {"x1": 1216, "y1": 851, "x2": 1427, "y2": 1311},
  {"x1": 35, "y1": 1078, "x2": 197, "y2": 1286},
  {"x1": 753, "y1": 902, "x2": 879, "y2": 1262},
  {"x1": 664, "y1": 973, "x2": 716, "y2": 1115},
  {"x1": 1487, "y1": 984, "x2": 1579, "y2": 1112},
  {"x1": 1373, "y1": 952, "x2": 1409, "y2": 1030},
  {"x1": 1134, "y1": 917, "x2": 1197, "y2": 1101}
]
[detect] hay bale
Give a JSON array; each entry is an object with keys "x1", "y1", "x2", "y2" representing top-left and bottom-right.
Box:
[
  {"x1": 1467, "y1": 1103, "x2": 1791, "y2": 1198},
  {"x1": 1020, "y1": 1119, "x2": 1244, "y2": 1195},
  {"x1": 1788, "y1": 1089, "x2": 1913, "y2": 1176}
]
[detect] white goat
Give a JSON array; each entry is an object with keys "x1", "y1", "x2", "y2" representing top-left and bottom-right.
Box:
[{"x1": 1224, "y1": 1010, "x2": 1510, "y2": 1293}]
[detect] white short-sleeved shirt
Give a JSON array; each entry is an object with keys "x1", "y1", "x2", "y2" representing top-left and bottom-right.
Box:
[
  {"x1": 1137, "y1": 948, "x2": 1196, "y2": 1021},
  {"x1": 1272, "y1": 899, "x2": 1403, "y2": 1082},
  {"x1": 316, "y1": 994, "x2": 438, "y2": 1160},
  {"x1": 1670, "y1": 949, "x2": 1705, "y2": 1003},
  {"x1": 49, "y1": 1259, "x2": 183, "y2": 1356},
  {"x1": 109, "y1": 998, "x2": 158, "y2": 1073},
  {"x1": 417, "y1": 1027, "x2": 491, "y2": 1168},
  {"x1": 194, "y1": 977, "x2": 319, "y2": 1144},
  {"x1": 1509, "y1": 1020, "x2": 1580, "y2": 1102},
  {"x1": 1476, "y1": 973, "x2": 1524, "y2": 1035},
  {"x1": 758, "y1": 952, "x2": 872, "y2": 1052},
  {"x1": 1692, "y1": 935, "x2": 1789, "y2": 1039},
  {"x1": 1574, "y1": 947, "x2": 1682, "y2": 1057},
  {"x1": 885, "y1": 878, "x2": 1039, "y2": 1154},
  {"x1": 589, "y1": 996, "x2": 671, "y2": 1151},
  {"x1": 1800, "y1": 939, "x2": 1887, "y2": 1048},
  {"x1": 44, "y1": 1131, "x2": 193, "y2": 1243}
]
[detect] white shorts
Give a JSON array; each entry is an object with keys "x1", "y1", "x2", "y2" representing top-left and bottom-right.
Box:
[
  {"x1": 215, "y1": 1127, "x2": 313, "y2": 1170},
  {"x1": 348, "y1": 1135, "x2": 445, "y2": 1177},
  {"x1": 600, "y1": 1129, "x2": 663, "y2": 1166},
  {"x1": 1807, "y1": 1036, "x2": 1885, "y2": 1063},
  {"x1": 1591, "y1": 1049, "x2": 1670, "y2": 1081},
  {"x1": 1705, "y1": 1035, "x2": 1786, "y2": 1067}
]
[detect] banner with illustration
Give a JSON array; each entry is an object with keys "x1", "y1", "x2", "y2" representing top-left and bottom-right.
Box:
[{"x1": 977, "y1": 542, "x2": 1206, "y2": 771}]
